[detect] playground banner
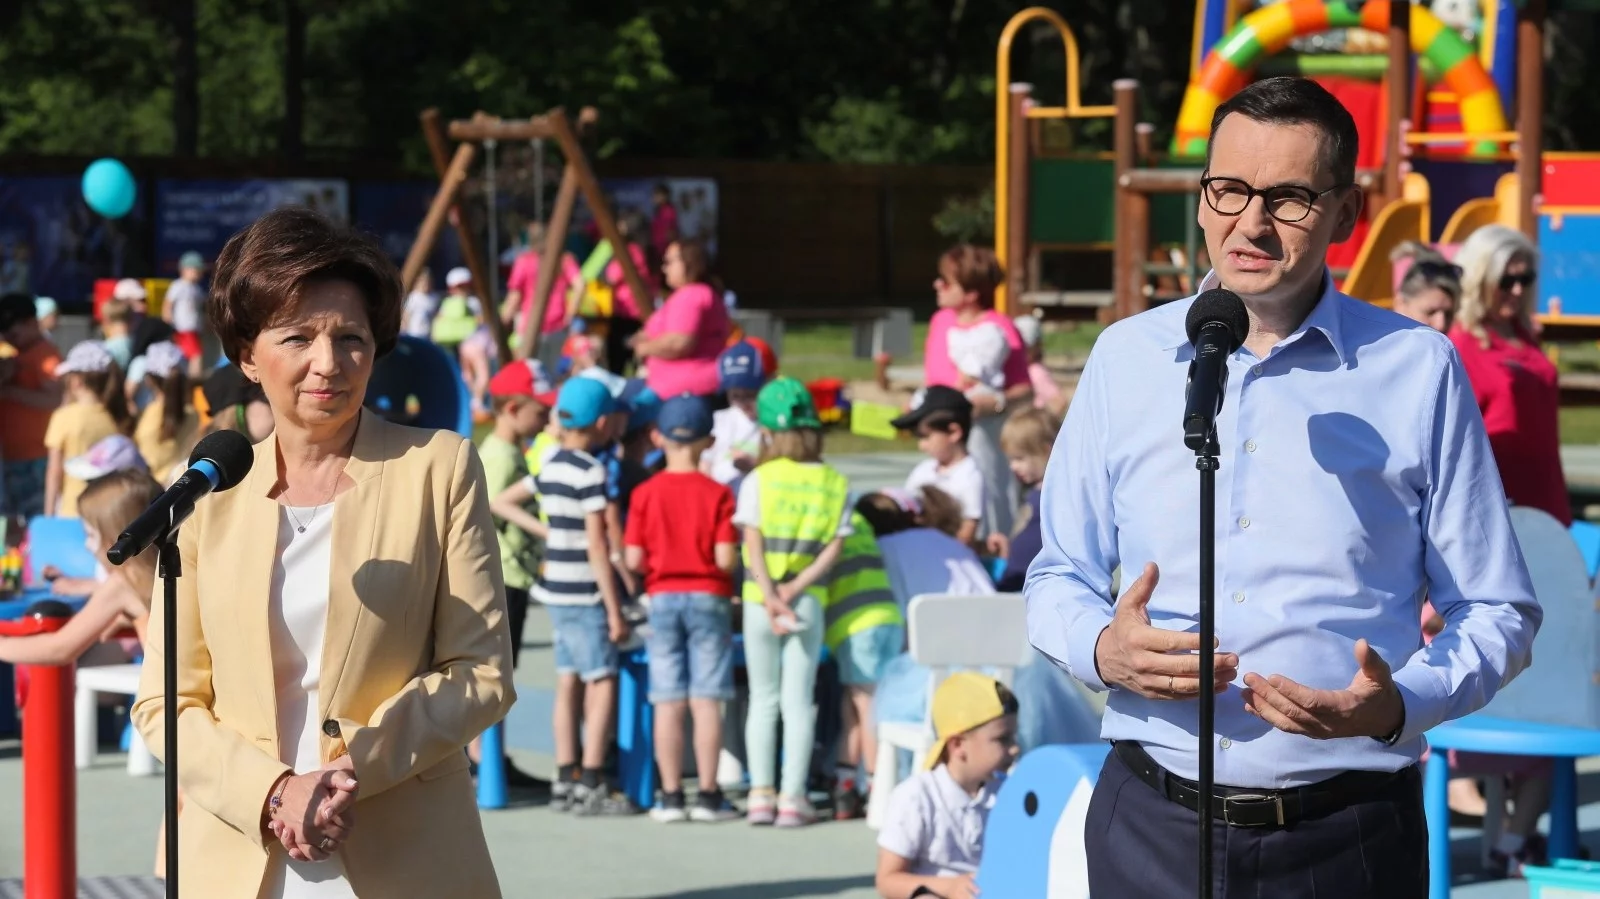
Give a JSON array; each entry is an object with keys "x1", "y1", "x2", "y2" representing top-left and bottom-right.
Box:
[
  {"x1": 154, "y1": 178, "x2": 349, "y2": 275},
  {"x1": 574, "y1": 177, "x2": 720, "y2": 257},
  {"x1": 0, "y1": 176, "x2": 150, "y2": 308},
  {"x1": 350, "y1": 181, "x2": 464, "y2": 279}
]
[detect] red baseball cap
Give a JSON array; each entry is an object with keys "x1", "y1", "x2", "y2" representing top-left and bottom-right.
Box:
[
  {"x1": 488, "y1": 360, "x2": 557, "y2": 406},
  {"x1": 743, "y1": 336, "x2": 779, "y2": 377}
]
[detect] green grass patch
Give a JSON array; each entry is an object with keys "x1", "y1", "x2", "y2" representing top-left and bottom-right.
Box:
[{"x1": 1562, "y1": 408, "x2": 1600, "y2": 445}]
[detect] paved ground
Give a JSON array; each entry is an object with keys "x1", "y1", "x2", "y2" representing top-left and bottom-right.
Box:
[{"x1": 4, "y1": 450, "x2": 1600, "y2": 897}]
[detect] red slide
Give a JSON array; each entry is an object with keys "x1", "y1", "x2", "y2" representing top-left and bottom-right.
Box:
[{"x1": 1312, "y1": 76, "x2": 1385, "y2": 271}]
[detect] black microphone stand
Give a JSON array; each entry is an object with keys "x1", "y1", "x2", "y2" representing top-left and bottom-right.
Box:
[
  {"x1": 1195, "y1": 427, "x2": 1219, "y2": 899},
  {"x1": 157, "y1": 514, "x2": 181, "y2": 898}
]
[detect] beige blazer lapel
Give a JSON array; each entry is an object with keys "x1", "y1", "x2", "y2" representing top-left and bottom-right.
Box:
[
  {"x1": 317, "y1": 411, "x2": 386, "y2": 726},
  {"x1": 234, "y1": 435, "x2": 286, "y2": 740}
]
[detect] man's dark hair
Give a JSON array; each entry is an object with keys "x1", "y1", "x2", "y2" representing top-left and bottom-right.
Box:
[{"x1": 1206, "y1": 76, "x2": 1359, "y2": 186}]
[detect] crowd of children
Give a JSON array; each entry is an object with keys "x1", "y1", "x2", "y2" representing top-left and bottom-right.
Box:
[{"x1": 0, "y1": 240, "x2": 1066, "y2": 896}]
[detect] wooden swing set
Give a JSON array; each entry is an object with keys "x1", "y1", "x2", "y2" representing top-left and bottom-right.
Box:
[{"x1": 402, "y1": 106, "x2": 651, "y2": 362}]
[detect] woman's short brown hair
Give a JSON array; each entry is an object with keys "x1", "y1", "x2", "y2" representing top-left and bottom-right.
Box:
[
  {"x1": 209, "y1": 206, "x2": 402, "y2": 364},
  {"x1": 670, "y1": 239, "x2": 719, "y2": 291},
  {"x1": 938, "y1": 244, "x2": 1005, "y2": 310}
]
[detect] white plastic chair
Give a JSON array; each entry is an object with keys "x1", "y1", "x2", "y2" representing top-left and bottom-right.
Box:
[
  {"x1": 1462, "y1": 507, "x2": 1596, "y2": 866},
  {"x1": 75, "y1": 664, "x2": 156, "y2": 776},
  {"x1": 867, "y1": 592, "x2": 1033, "y2": 829}
]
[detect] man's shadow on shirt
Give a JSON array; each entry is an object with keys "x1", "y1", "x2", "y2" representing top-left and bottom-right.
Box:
[{"x1": 1177, "y1": 412, "x2": 1398, "y2": 745}]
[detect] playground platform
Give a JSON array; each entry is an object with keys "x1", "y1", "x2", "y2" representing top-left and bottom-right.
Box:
[{"x1": 5, "y1": 451, "x2": 1600, "y2": 897}]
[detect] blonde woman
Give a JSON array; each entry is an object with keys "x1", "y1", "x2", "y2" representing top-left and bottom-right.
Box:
[{"x1": 1448, "y1": 224, "x2": 1569, "y2": 525}]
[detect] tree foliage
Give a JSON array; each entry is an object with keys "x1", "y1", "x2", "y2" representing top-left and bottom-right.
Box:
[{"x1": 0, "y1": 0, "x2": 1597, "y2": 170}]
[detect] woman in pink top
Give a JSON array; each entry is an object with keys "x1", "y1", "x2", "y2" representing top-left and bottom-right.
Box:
[
  {"x1": 633, "y1": 239, "x2": 730, "y2": 398},
  {"x1": 921, "y1": 245, "x2": 1034, "y2": 537},
  {"x1": 500, "y1": 222, "x2": 582, "y2": 340}
]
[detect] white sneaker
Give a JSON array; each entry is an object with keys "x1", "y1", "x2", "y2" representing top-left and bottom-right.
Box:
[
  {"x1": 649, "y1": 792, "x2": 689, "y2": 823},
  {"x1": 689, "y1": 790, "x2": 740, "y2": 822},
  {"x1": 775, "y1": 794, "x2": 817, "y2": 828}
]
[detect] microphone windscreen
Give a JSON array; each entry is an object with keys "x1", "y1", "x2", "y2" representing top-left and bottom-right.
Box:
[
  {"x1": 1185, "y1": 288, "x2": 1250, "y2": 351},
  {"x1": 187, "y1": 429, "x2": 255, "y2": 492}
]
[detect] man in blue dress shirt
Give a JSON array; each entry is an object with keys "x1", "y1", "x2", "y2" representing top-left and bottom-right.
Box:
[{"x1": 1026, "y1": 77, "x2": 1541, "y2": 897}]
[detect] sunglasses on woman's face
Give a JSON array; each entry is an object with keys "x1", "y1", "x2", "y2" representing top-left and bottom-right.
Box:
[{"x1": 1500, "y1": 271, "x2": 1536, "y2": 291}]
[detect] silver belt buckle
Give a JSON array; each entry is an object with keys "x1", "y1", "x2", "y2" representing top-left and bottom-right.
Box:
[{"x1": 1221, "y1": 793, "x2": 1285, "y2": 827}]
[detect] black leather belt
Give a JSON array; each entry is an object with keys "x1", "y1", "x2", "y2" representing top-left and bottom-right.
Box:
[{"x1": 1113, "y1": 741, "x2": 1412, "y2": 828}]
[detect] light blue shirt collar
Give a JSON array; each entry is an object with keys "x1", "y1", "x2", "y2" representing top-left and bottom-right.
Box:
[{"x1": 1157, "y1": 269, "x2": 1348, "y2": 367}]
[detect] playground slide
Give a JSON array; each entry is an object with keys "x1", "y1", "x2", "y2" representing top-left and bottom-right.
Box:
[
  {"x1": 1340, "y1": 173, "x2": 1518, "y2": 303},
  {"x1": 1340, "y1": 172, "x2": 1430, "y2": 303}
]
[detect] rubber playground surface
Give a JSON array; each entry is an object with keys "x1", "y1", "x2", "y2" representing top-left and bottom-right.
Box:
[{"x1": 5, "y1": 451, "x2": 1600, "y2": 897}]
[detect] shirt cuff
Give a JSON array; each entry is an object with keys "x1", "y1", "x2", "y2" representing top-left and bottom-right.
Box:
[
  {"x1": 1066, "y1": 610, "x2": 1115, "y2": 693},
  {"x1": 1391, "y1": 663, "x2": 1451, "y2": 746}
]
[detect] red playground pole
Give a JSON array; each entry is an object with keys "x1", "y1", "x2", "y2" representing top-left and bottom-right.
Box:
[{"x1": 4, "y1": 601, "x2": 77, "y2": 899}]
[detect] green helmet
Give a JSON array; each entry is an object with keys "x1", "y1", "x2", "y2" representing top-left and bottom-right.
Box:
[{"x1": 756, "y1": 377, "x2": 821, "y2": 431}]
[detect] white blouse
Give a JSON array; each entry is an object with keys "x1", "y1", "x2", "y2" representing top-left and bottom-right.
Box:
[{"x1": 261, "y1": 504, "x2": 357, "y2": 899}]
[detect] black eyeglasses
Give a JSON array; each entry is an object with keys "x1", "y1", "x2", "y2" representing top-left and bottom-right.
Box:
[
  {"x1": 1500, "y1": 271, "x2": 1536, "y2": 290},
  {"x1": 1200, "y1": 176, "x2": 1350, "y2": 224}
]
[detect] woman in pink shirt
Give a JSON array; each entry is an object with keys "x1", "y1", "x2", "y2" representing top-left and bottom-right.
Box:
[
  {"x1": 500, "y1": 222, "x2": 582, "y2": 341},
  {"x1": 633, "y1": 239, "x2": 729, "y2": 398},
  {"x1": 921, "y1": 245, "x2": 1033, "y2": 537}
]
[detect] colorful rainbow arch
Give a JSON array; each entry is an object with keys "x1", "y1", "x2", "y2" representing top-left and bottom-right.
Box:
[{"x1": 1174, "y1": 0, "x2": 1509, "y2": 157}]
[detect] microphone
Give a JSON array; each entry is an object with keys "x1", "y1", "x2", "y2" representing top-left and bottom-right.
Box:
[
  {"x1": 107, "y1": 430, "x2": 255, "y2": 565},
  {"x1": 1182, "y1": 289, "x2": 1249, "y2": 451}
]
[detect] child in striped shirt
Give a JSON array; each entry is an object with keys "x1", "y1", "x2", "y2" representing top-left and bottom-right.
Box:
[{"x1": 490, "y1": 377, "x2": 637, "y2": 816}]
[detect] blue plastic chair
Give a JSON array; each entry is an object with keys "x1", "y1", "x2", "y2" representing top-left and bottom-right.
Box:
[
  {"x1": 24, "y1": 517, "x2": 96, "y2": 583},
  {"x1": 977, "y1": 743, "x2": 1109, "y2": 899},
  {"x1": 1425, "y1": 716, "x2": 1600, "y2": 899},
  {"x1": 1570, "y1": 520, "x2": 1600, "y2": 582}
]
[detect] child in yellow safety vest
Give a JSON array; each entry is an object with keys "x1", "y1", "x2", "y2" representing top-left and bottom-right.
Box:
[
  {"x1": 734, "y1": 377, "x2": 851, "y2": 828},
  {"x1": 825, "y1": 506, "x2": 906, "y2": 821}
]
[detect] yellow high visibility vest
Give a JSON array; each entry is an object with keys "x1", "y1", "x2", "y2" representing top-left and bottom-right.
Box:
[
  {"x1": 823, "y1": 512, "x2": 904, "y2": 650},
  {"x1": 741, "y1": 458, "x2": 850, "y2": 605}
]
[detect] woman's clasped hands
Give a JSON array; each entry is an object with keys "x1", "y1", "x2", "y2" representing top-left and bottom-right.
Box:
[{"x1": 264, "y1": 755, "x2": 360, "y2": 862}]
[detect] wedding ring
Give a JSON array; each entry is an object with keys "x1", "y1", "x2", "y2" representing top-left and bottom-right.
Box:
[
  {"x1": 320, "y1": 838, "x2": 335, "y2": 851},
  {"x1": 1168, "y1": 675, "x2": 1175, "y2": 692}
]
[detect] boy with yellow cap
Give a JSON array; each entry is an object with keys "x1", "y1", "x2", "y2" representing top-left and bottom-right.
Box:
[{"x1": 875, "y1": 672, "x2": 1020, "y2": 899}]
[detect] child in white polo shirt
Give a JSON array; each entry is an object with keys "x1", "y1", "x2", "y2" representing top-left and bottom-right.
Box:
[{"x1": 876, "y1": 672, "x2": 1019, "y2": 899}]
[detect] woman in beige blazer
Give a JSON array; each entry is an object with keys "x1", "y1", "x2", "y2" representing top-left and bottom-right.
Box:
[{"x1": 132, "y1": 207, "x2": 515, "y2": 899}]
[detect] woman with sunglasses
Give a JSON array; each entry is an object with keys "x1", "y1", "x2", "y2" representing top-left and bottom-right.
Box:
[{"x1": 1449, "y1": 224, "x2": 1569, "y2": 527}]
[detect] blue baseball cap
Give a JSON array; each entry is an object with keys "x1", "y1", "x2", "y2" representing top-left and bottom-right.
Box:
[
  {"x1": 656, "y1": 394, "x2": 714, "y2": 443},
  {"x1": 556, "y1": 376, "x2": 615, "y2": 428},
  {"x1": 620, "y1": 381, "x2": 662, "y2": 435},
  {"x1": 718, "y1": 340, "x2": 765, "y2": 392}
]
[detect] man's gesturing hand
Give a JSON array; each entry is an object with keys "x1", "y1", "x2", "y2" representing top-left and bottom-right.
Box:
[
  {"x1": 1092, "y1": 563, "x2": 1238, "y2": 699},
  {"x1": 1243, "y1": 639, "x2": 1404, "y2": 740}
]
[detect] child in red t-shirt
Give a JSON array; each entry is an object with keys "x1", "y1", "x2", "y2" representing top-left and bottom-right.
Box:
[{"x1": 624, "y1": 394, "x2": 740, "y2": 823}]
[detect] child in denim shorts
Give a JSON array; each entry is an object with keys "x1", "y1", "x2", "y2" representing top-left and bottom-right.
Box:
[{"x1": 624, "y1": 394, "x2": 740, "y2": 822}]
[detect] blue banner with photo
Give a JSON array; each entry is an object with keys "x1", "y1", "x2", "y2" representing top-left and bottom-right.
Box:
[
  {"x1": 350, "y1": 181, "x2": 464, "y2": 283},
  {"x1": 0, "y1": 176, "x2": 151, "y2": 310},
  {"x1": 153, "y1": 179, "x2": 349, "y2": 276}
]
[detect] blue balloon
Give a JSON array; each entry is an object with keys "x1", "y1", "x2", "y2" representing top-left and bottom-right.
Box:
[{"x1": 81, "y1": 158, "x2": 137, "y2": 219}]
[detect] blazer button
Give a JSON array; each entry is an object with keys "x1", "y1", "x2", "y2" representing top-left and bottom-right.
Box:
[{"x1": 322, "y1": 719, "x2": 340, "y2": 738}]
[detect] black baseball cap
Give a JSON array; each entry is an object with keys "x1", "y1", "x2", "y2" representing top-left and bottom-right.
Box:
[
  {"x1": 890, "y1": 385, "x2": 973, "y2": 433},
  {"x1": 0, "y1": 293, "x2": 37, "y2": 331}
]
